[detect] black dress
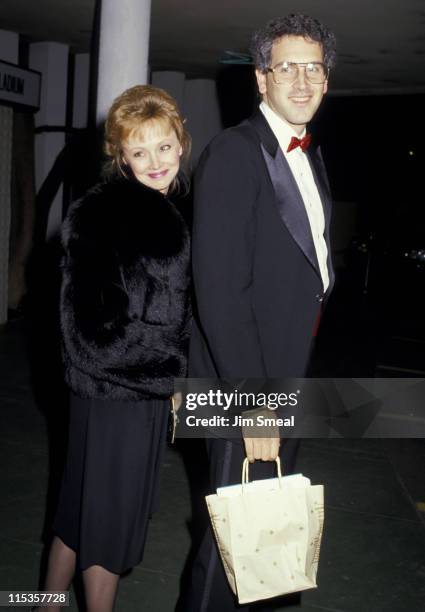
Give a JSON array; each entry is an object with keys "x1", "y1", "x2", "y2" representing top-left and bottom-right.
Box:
[
  {"x1": 53, "y1": 393, "x2": 170, "y2": 574},
  {"x1": 55, "y1": 178, "x2": 190, "y2": 575}
]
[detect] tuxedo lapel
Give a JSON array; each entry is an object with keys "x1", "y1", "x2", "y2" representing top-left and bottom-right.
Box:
[
  {"x1": 260, "y1": 144, "x2": 320, "y2": 276},
  {"x1": 307, "y1": 146, "x2": 335, "y2": 290},
  {"x1": 306, "y1": 146, "x2": 332, "y2": 236},
  {"x1": 249, "y1": 111, "x2": 320, "y2": 279}
]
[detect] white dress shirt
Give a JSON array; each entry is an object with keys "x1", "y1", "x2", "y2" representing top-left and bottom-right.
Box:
[{"x1": 260, "y1": 101, "x2": 329, "y2": 292}]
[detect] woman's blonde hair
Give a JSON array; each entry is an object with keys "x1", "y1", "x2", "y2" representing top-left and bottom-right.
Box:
[{"x1": 104, "y1": 84, "x2": 191, "y2": 192}]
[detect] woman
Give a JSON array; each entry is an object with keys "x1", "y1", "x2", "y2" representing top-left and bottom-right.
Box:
[{"x1": 40, "y1": 85, "x2": 191, "y2": 612}]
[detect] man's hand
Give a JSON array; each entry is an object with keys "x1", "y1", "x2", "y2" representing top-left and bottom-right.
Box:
[
  {"x1": 241, "y1": 406, "x2": 281, "y2": 462},
  {"x1": 243, "y1": 435, "x2": 280, "y2": 463}
]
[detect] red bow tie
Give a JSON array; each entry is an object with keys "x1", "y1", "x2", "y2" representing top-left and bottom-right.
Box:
[{"x1": 287, "y1": 133, "x2": 312, "y2": 153}]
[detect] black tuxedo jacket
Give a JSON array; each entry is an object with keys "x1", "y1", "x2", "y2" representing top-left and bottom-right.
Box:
[{"x1": 189, "y1": 110, "x2": 334, "y2": 379}]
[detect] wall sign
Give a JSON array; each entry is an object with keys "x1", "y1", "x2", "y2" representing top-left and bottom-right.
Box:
[{"x1": 0, "y1": 60, "x2": 41, "y2": 111}]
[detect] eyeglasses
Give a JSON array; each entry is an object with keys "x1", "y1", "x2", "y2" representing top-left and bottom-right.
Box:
[{"x1": 266, "y1": 62, "x2": 329, "y2": 85}]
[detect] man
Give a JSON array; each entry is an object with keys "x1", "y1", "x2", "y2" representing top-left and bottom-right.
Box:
[{"x1": 184, "y1": 14, "x2": 336, "y2": 612}]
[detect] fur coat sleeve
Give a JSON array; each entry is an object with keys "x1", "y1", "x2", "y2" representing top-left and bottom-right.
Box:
[{"x1": 60, "y1": 177, "x2": 191, "y2": 400}]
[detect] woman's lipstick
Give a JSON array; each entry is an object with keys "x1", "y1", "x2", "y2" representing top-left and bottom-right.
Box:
[{"x1": 148, "y1": 169, "x2": 168, "y2": 179}]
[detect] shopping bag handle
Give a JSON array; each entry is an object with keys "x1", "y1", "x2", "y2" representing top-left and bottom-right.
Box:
[{"x1": 241, "y1": 457, "x2": 283, "y2": 491}]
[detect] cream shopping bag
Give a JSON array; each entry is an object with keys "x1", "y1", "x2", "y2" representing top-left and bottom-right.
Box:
[{"x1": 205, "y1": 458, "x2": 324, "y2": 605}]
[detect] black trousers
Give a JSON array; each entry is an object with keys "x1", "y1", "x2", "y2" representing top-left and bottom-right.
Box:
[{"x1": 181, "y1": 437, "x2": 301, "y2": 612}]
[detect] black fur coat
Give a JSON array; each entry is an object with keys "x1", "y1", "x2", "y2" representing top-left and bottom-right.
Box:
[{"x1": 60, "y1": 177, "x2": 191, "y2": 400}]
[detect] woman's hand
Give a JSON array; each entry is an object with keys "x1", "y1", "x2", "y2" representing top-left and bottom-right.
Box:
[
  {"x1": 172, "y1": 391, "x2": 183, "y2": 412},
  {"x1": 170, "y1": 392, "x2": 182, "y2": 444}
]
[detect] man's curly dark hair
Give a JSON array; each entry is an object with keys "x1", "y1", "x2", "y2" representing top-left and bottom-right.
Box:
[{"x1": 250, "y1": 13, "x2": 337, "y2": 72}]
